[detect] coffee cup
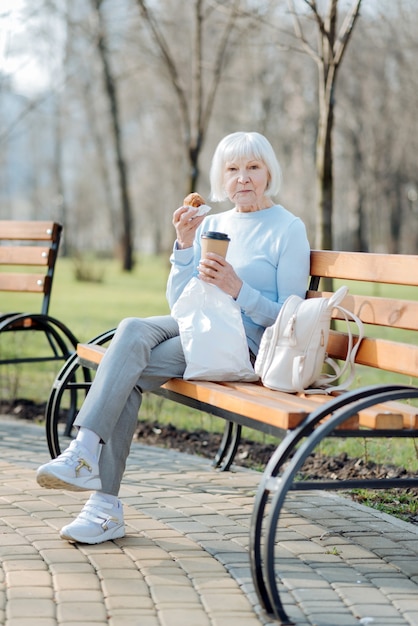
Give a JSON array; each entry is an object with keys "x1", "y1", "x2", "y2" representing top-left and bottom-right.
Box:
[{"x1": 201, "y1": 231, "x2": 230, "y2": 259}]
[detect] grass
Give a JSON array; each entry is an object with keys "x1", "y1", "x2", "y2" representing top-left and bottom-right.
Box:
[
  {"x1": 0, "y1": 255, "x2": 171, "y2": 401},
  {"x1": 320, "y1": 435, "x2": 418, "y2": 470},
  {"x1": 351, "y1": 489, "x2": 418, "y2": 523},
  {"x1": 49, "y1": 254, "x2": 172, "y2": 338},
  {"x1": 1, "y1": 254, "x2": 417, "y2": 480}
]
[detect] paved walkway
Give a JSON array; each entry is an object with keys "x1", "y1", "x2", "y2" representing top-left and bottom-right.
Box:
[{"x1": 0, "y1": 416, "x2": 418, "y2": 626}]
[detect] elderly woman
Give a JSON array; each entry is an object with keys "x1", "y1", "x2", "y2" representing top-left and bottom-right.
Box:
[{"x1": 36, "y1": 131, "x2": 310, "y2": 544}]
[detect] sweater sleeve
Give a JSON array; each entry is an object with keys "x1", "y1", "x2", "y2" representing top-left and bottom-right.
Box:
[
  {"x1": 235, "y1": 218, "x2": 310, "y2": 328},
  {"x1": 165, "y1": 242, "x2": 198, "y2": 309}
]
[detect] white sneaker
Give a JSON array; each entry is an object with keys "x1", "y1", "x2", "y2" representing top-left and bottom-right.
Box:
[
  {"x1": 36, "y1": 440, "x2": 102, "y2": 491},
  {"x1": 60, "y1": 493, "x2": 125, "y2": 544}
]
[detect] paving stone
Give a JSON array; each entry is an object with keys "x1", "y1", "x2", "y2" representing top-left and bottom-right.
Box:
[
  {"x1": 1, "y1": 416, "x2": 418, "y2": 626},
  {"x1": 5, "y1": 616, "x2": 56, "y2": 626},
  {"x1": 363, "y1": 577, "x2": 418, "y2": 594},
  {"x1": 211, "y1": 618, "x2": 266, "y2": 626},
  {"x1": 105, "y1": 594, "x2": 155, "y2": 610},
  {"x1": 304, "y1": 612, "x2": 359, "y2": 625},
  {"x1": 52, "y1": 571, "x2": 102, "y2": 591},
  {"x1": 389, "y1": 558, "x2": 418, "y2": 577},
  {"x1": 101, "y1": 578, "x2": 149, "y2": 597},
  {"x1": 293, "y1": 587, "x2": 342, "y2": 603},
  {"x1": 57, "y1": 600, "x2": 108, "y2": 621},
  {"x1": 6, "y1": 597, "x2": 56, "y2": 619},
  {"x1": 108, "y1": 616, "x2": 159, "y2": 626},
  {"x1": 55, "y1": 588, "x2": 104, "y2": 602}
]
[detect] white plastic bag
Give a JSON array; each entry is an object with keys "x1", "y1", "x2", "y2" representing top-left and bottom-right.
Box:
[{"x1": 171, "y1": 277, "x2": 258, "y2": 381}]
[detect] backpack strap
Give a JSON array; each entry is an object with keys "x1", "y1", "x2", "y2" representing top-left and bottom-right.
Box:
[{"x1": 312, "y1": 305, "x2": 364, "y2": 393}]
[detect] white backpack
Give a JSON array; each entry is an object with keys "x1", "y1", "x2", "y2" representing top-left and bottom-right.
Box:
[{"x1": 254, "y1": 286, "x2": 363, "y2": 393}]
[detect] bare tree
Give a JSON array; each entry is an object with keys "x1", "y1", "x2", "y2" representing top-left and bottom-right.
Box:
[
  {"x1": 81, "y1": 74, "x2": 119, "y2": 243},
  {"x1": 288, "y1": 0, "x2": 362, "y2": 250},
  {"x1": 336, "y1": 1, "x2": 418, "y2": 254},
  {"x1": 91, "y1": 0, "x2": 134, "y2": 270},
  {"x1": 3, "y1": 0, "x2": 418, "y2": 257},
  {"x1": 135, "y1": 0, "x2": 240, "y2": 194}
]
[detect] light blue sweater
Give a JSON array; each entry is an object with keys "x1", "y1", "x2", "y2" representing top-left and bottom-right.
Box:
[{"x1": 166, "y1": 205, "x2": 311, "y2": 355}]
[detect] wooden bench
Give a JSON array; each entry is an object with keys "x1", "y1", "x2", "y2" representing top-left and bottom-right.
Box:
[
  {"x1": 0, "y1": 220, "x2": 78, "y2": 377},
  {"x1": 44, "y1": 250, "x2": 418, "y2": 624}
]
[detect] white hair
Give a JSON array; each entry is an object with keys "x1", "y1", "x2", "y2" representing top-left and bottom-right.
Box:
[{"x1": 209, "y1": 131, "x2": 282, "y2": 202}]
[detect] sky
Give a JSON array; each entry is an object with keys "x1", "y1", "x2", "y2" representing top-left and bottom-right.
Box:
[{"x1": 0, "y1": 0, "x2": 51, "y2": 95}]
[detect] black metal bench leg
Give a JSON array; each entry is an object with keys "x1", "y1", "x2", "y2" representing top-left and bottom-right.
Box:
[
  {"x1": 249, "y1": 385, "x2": 415, "y2": 620},
  {"x1": 249, "y1": 385, "x2": 401, "y2": 618},
  {"x1": 45, "y1": 352, "x2": 85, "y2": 457},
  {"x1": 250, "y1": 486, "x2": 278, "y2": 618},
  {"x1": 259, "y1": 386, "x2": 418, "y2": 623},
  {"x1": 213, "y1": 421, "x2": 242, "y2": 471}
]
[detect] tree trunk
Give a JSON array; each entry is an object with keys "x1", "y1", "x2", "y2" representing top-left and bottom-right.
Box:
[
  {"x1": 315, "y1": 90, "x2": 334, "y2": 251},
  {"x1": 53, "y1": 98, "x2": 68, "y2": 256},
  {"x1": 389, "y1": 178, "x2": 403, "y2": 254},
  {"x1": 351, "y1": 130, "x2": 368, "y2": 252},
  {"x1": 94, "y1": 0, "x2": 134, "y2": 271},
  {"x1": 289, "y1": 0, "x2": 362, "y2": 254}
]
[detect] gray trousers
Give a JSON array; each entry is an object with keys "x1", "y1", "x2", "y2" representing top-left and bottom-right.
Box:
[{"x1": 74, "y1": 315, "x2": 186, "y2": 495}]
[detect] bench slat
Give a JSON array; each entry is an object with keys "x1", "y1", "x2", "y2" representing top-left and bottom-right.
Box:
[
  {"x1": 161, "y1": 379, "x2": 309, "y2": 430},
  {"x1": 358, "y1": 410, "x2": 404, "y2": 430},
  {"x1": 310, "y1": 250, "x2": 418, "y2": 286},
  {"x1": 327, "y1": 331, "x2": 418, "y2": 379},
  {"x1": 0, "y1": 247, "x2": 52, "y2": 266},
  {"x1": 0, "y1": 221, "x2": 60, "y2": 241},
  {"x1": 381, "y1": 401, "x2": 418, "y2": 429},
  {"x1": 223, "y1": 381, "x2": 331, "y2": 414},
  {"x1": 308, "y1": 290, "x2": 418, "y2": 332},
  {"x1": 303, "y1": 392, "x2": 418, "y2": 429},
  {"x1": 77, "y1": 343, "x2": 106, "y2": 365},
  {"x1": 222, "y1": 382, "x2": 359, "y2": 429},
  {"x1": 221, "y1": 381, "x2": 328, "y2": 414},
  {"x1": 361, "y1": 403, "x2": 418, "y2": 429},
  {"x1": 0, "y1": 273, "x2": 48, "y2": 293}
]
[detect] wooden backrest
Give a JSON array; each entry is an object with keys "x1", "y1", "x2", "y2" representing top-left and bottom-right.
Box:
[
  {"x1": 308, "y1": 250, "x2": 418, "y2": 379},
  {"x1": 0, "y1": 221, "x2": 62, "y2": 316}
]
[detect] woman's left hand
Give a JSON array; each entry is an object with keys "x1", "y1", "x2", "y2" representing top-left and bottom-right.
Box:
[{"x1": 198, "y1": 253, "x2": 243, "y2": 300}]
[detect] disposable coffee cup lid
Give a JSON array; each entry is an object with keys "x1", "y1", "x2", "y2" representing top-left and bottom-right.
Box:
[{"x1": 202, "y1": 231, "x2": 230, "y2": 241}]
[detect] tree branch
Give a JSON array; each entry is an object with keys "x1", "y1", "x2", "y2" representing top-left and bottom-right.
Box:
[
  {"x1": 302, "y1": 0, "x2": 328, "y2": 41},
  {"x1": 135, "y1": 0, "x2": 191, "y2": 141},
  {"x1": 334, "y1": 0, "x2": 363, "y2": 68},
  {"x1": 200, "y1": 0, "x2": 239, "y2": 136},
  {"x1": 288, "y1": 0, "x2": 322, "y2": 64},
  {"x1": 192, "y1": 0, "x2": 204, "y2": 139}
]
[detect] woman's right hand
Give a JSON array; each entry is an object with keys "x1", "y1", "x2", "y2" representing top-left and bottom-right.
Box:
[{"x1": 173, "y1": 206, "x2": 206, "y2": 249}]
